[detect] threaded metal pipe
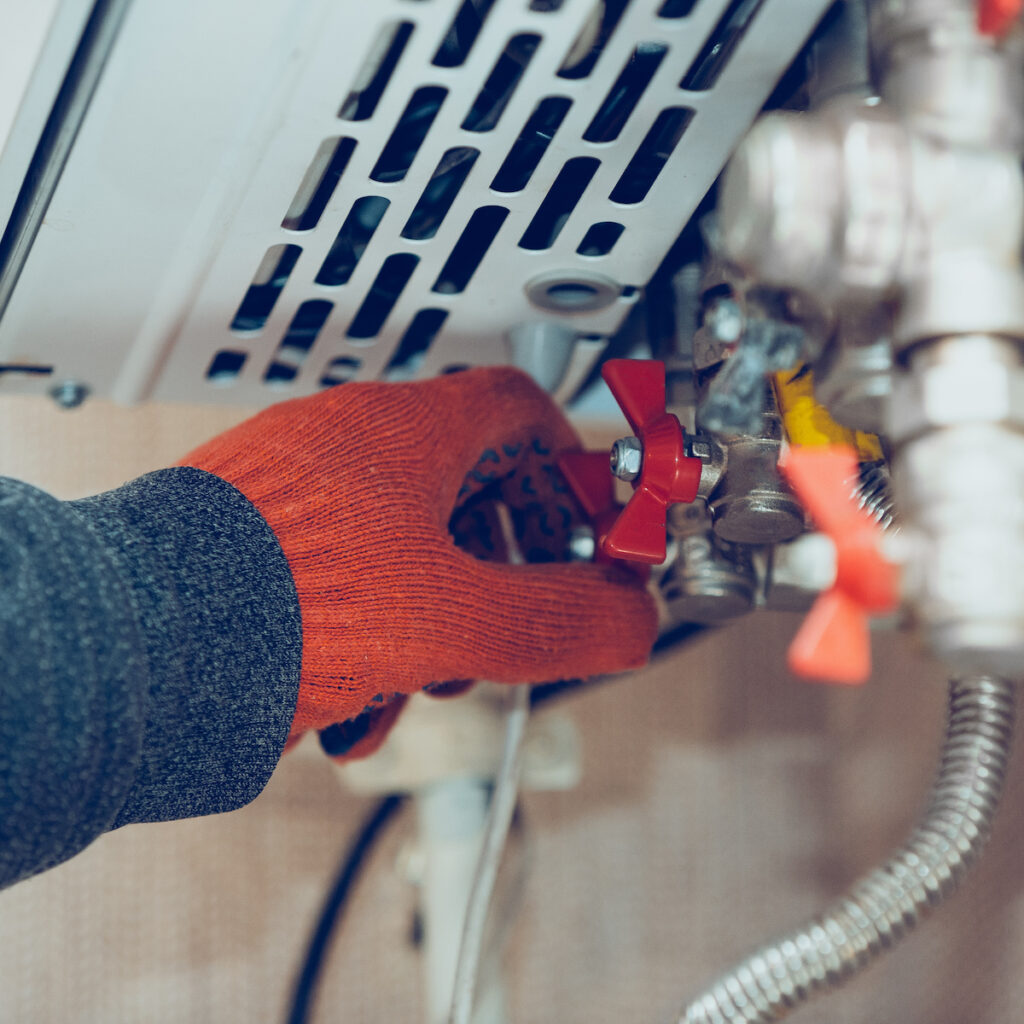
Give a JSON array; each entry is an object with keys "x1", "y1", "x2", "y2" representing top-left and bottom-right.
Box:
[{"x1": 679, "y1": 674, "x2": 1016, "y2": 1023}]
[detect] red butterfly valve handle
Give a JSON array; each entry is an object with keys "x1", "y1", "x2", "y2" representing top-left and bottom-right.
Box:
[
  {"x1": 556, "y1": 449, "x2": 620, "y2": 561},
  {"x1": 587, "y1": 359, "x2": 704, "y2": 565},
  {"x1": 778, "y1": 445, "x2": 901, "y2": 685},
  {"x1": 978, "y1": 0, "x2": 1022, "y2": 35}
]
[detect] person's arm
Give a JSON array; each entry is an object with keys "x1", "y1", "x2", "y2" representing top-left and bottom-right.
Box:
[
  {"x1": 1, "y1": 367, "x2": 656, "y2": 889},
  {"x1": 0, "y1": 469, "x2": 301, "y2": 888}
]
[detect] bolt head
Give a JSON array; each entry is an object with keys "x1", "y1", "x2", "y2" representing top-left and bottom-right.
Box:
[
  {"x1": 567, "y1": 525, "x2": 597, "y2": 561},
  {"x1": 609, "y1": 436, "x2": 643, "y2": 481},
  {"x1": 705, "y1": 298, "x2": 745, "y2": 343},
  {"x1": 50, "y1": 381, "x2": 89, "y2": 410}
]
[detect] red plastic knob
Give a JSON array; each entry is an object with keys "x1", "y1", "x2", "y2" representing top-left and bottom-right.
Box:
[
  {"x1": 778, "y1": 445, "x2": 901, "y2": 685},
  {"x1": 595, "y1": 359, "x2": 702, "y2": 565},
  {"x1": 557, "y1": 449, "x2": 647, "y2": 579},
  {"x1": 557, "y1": 449, "x2": 620, "y2": 556},
  {"x1": 978, "y1": 0, "x2": 1021, "y2": 34}
]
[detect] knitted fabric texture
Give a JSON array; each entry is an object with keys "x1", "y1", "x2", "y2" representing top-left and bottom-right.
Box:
[
  {"x1": 179, "y1": 367, "x2": 657, "y2": 748},
  {"x1": 0, "y1": 470, "x2": 300, "y2": 889}
]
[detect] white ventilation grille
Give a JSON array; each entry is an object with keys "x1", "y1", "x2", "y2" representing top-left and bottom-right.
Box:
[{"x1": 0, "y1": 0, "x2": 832, "y2": 405}]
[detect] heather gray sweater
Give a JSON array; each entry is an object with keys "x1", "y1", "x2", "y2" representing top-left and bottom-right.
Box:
[{"x1": 0, "y1": 467, "x2": 303, "y2": 889}]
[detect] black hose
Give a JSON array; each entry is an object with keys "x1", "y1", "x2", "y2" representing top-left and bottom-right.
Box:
[
  {"x1": 284, "y1": 794, "x2": 405, "y2": 1024},
  {"x1": 285, "y1": 622, "x2": 707, "y2": 1022}
]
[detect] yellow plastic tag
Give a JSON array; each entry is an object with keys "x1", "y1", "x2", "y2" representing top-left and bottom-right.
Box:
[{"x1": 772, "y1": 366, "x2": 883, "y2": 462}]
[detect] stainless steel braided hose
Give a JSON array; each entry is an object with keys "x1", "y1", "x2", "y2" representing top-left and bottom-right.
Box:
[{"x1": 680, "y1": 674, "x2": 1016, "y2": 1024}]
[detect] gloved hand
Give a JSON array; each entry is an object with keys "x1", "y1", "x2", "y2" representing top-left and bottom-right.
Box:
[{"x1": 179, "y1": 367, "x2": 656, "y2": 758}]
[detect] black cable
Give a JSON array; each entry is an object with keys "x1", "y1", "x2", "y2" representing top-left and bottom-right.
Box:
[
  {"x1": 285, "y1": 794, "x2": 406, "y2": 1024},
  {"x1": 652, "y1": 620, "x2": 710, "y2": 656},
  {"x1": 285, "y1": 621, "x2": 706, "y2": 1022}
]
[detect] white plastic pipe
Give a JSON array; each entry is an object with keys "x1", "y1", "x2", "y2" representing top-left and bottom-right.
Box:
[{"x1": 414, "y1": 779, "x2": 508, "y2": 1024}]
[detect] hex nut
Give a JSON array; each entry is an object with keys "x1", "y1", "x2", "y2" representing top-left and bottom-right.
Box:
[
  {"x1": 609, "y1": 436, "x2": 643, "y2": 481},
  {"x1": 889, "y1": 335, "x2": 1024, "y2": 442},
  {"x1": 689, "y1": 438, "x2": 714, "y2": 461},
  {"x1": 892, "y1": 420, "x2": 1024, "y2": 674}
]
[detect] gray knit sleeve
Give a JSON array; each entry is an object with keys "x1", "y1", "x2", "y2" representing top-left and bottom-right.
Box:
[{"x1": 0, "y1": 467, "x2": 302, "y2": 888}]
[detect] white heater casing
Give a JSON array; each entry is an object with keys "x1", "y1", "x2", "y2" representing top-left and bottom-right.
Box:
[{"x1": 0, "y1": 0, "x2": 830, "y2": 406}]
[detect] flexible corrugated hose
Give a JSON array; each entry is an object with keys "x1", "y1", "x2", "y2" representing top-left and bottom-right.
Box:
[{"x1": 680, "y1": 674, "x2": 1016, "y2": 1023}]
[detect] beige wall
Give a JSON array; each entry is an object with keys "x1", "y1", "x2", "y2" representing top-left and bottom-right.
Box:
[
  {"x1": 0, "y1": 395, "x2": 1021, "y2": 1023},
  {"x1": 0, "y1": 395, "x2": 253, "y2": 498}
]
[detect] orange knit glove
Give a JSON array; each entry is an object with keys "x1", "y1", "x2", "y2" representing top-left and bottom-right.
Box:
[{"x1": 179, "y1": 367, "x2": 656, "y2": 757}]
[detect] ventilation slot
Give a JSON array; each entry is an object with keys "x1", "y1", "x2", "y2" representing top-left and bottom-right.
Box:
[
  {"x1": 433, "y1": 0, "x2": 498, "y2": 67},
  {"x1": 206, "y1": 350, "x2": 247, "y2": 384},
  {"x1": 577, "y1": 221, "x2": 624, "y2": 256},
  {"x1": 316, "y1": 197, "x2": 390, "y2": 286},
  {"x1": 402, "y1": 148, "x2": 479, "y2": 240},
  {"x1": 320, "y1": 356, "x2": 362, "y2": 387},
  {"x1": 264, "y1": 300, "x2": 333, "y2": 383},
  {"x1": 231, "y1": 244, "x2": 302, "y2": 332},
  {"x1": 0, "y1": 363, "x2": 52, "y2": 376},
  {"x1": 530, "y1": 0, "x2": 565, "y2": 9},
  {"x1": 518, "y1": 157, "x2": 599, "y2": 250},
  {"x1": 490, "y1": 96, "x2": 572, "y2": 193},
  {"x1": 339, "y1": 21, "x2": 413, "y2": 121},
  {"x1": 557, "y1": 0, "x2": 629, "y2": 79},
  {"x1": 657, "y1": 0, "x2": 698, "y2": 15},
  {"x1": 282, "y1": 138, "x2": 357, "y2": 231},
  {"x1": 371, "y1": 87, "x2": 447, "y2": 183},
  {"x1": 347, "y1": 253, "x2": 419, "y2": 339},
  {"x1": 462, "y1": 34, "x2": 541, "y2": 132},
  {"x1": 680, "y1": 0, "x2": 766, "y2": 91},
  {"x1": 387, "y1": 308, "x2": 449, "y2": 371},
  {"x1": 610, "y1": 106, "x2": 693, "y2": 204},
  {"x1": 583, "y1": 43, "x2": 667, "y2": 143},
  {"x1": 433, "y1": 206, "x2": 508, "y2": 294}
]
